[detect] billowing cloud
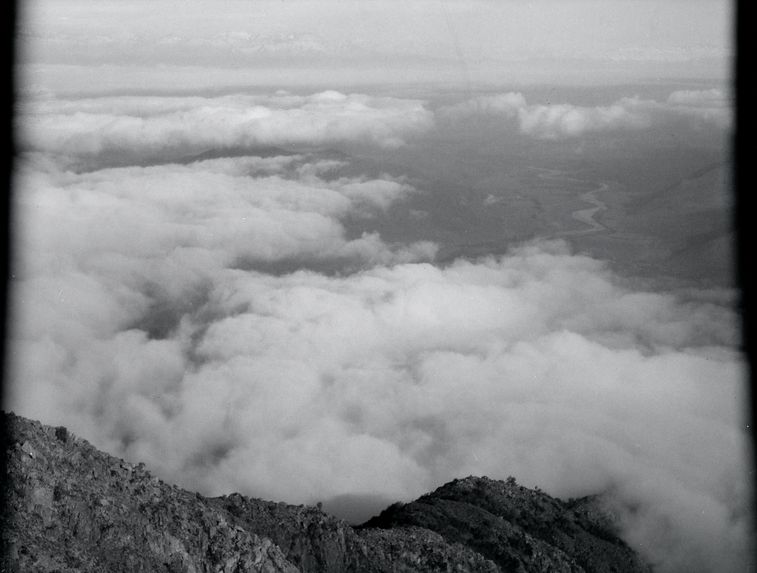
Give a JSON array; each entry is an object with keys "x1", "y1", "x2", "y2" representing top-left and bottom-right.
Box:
[
  {"x1": 13, "y1": 154, "x2": 435, "y2": 285},
  {"x1": 19, "y1": 91, "x2": 435, "y2": 160},
  {"x1": 441, "y1": 89, "x2": 732, "y2": 139},
  {"x1": 9, "y1": 232, "x2": 749, "y2": 571},
  {"x1": 7, "y1": 89, "x2": 750, "y2": 573},
  {"x1": 517, "y1": 97, "x2": 652, "y2": 140}
]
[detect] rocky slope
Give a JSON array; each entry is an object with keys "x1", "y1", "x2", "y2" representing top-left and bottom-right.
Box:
[
  {"x1": 361, "y1": 477, "x2": 650, "y2": 573},
  {"x1": 1, "y1": 412, "x2": 650, "y2": 572}
]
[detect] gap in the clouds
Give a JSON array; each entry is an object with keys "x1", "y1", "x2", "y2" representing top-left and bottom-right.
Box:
[
  {"x1": 22, "y1": 82, "x2": 733, "y2": 291},
  {"x1": 230, "y1": 256, "x2": 378, "y2": 278},
  {"x1": 337, "y1": 93, "x2": 732, "y2": 291},
  {"x1": 54, "y1": 97, "x2": 733, "y2": 294},
  {"x1": 40, "y1": 145, "x2": 303, "y2": 174},
  {"x1": 179, "y1": 145, "x2": 297, "y2": 166},
  {"x1": 128, "y1": 280, "x2": 215, "y2": 341}
]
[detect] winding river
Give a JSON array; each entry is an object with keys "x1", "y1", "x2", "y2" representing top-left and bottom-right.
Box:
[{"x1": 529, "y1": 167, "x2": 612, "y2": 237}]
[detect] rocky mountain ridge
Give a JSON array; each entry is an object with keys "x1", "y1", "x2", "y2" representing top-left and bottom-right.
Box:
[{"x1": 1, "y1": 412, "x2": 650, "y2": 572}]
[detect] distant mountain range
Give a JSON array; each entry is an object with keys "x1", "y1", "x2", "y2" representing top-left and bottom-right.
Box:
[{"x1": 1, "y1": 412, "x2": 650, "y2": 572}]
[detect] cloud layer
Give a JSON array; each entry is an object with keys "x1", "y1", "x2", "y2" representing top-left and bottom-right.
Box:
[
  {"x1": 19, "y1": 91, "x2": 434, "y2": 160},
  {"x1": 21, "y1": 88, "x2": 731, "y2": 164},
  {"x1": 8, "y1": 89, "x2": 750, "y2": 572},
  {"x1": 441, "y1": 89, "x2": 732, "y2": 139}
]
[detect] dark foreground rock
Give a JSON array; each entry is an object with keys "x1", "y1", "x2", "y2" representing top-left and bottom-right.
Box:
[
  {"x1": 360, "y1": 477, "x2": 651, "y2": 573},
  {"x1": 1, "y1": 412, "x2": 650, "y2": 572}
]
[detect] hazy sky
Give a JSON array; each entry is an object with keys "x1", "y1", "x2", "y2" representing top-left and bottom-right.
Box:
[{"x1": 19, "y1": 0, "x2": 733, "y2": 92}]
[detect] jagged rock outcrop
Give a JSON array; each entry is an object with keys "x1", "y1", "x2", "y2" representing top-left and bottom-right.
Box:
[
  {"x1": 210, "y1": 494, "x2": 497, "y2": 573},
  {"x1": 0, "y1": 413, "x2": 298, "y2": 573},
  {"x1": 1, "y1": 412, "x2": 650, "y2": 572},
  {"x1": 360, "y1": 477, "x2": 651, "y2": 573}
]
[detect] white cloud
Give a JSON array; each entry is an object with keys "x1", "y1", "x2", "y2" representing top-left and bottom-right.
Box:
[
  {"x1": 8, "y1": 212, "x2": 748, "y2": 570},
  {"x1": 517, "y1": 97, "x2": 652, "y2": 140},
  {"x1": 666, "y1": 88, "x2": 732, "y2": 128},
  {"x1": 441, "y1": 89, "x2": 732, "y2": 139},
  {"x1": 19, "y1": 91, "x2": 435, "y2": 159},
  {"x1": 14, "y1": 155, "x2": 433, "y2": 281},
  {"x1": 7, "y1": 88, "x2": 749, "y2": 572},
  {"x1": 667, "y1": 88, "x2": 729, "y2": 108}
]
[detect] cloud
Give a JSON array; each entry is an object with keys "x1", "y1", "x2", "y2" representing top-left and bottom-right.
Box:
[
  {"x1": 666, "y1": 88, "x2": 732, "y2": 128},
  {"x1": 517, "y1": 98, "x2": 652, "y2": 140},
  {"x1": 18, "y1": 91, "x2": 435, "y2": 160},
  {"x1": 14, "y1": 154, "x2": 435, "y2": 282},
  {"x1": 441, "y1": 89, "x2": 732, "y2": 139},
  {"x1": 9, "y1": 200, "x2": 748, "y2": 571},
  {"x1": 7, "y1": 90, "x2": 750, "y2": 572}
]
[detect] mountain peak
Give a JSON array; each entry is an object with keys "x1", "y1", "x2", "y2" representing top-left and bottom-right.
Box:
[{"x1": 2, "y1": 412, "x2": 649, "y2": 572}]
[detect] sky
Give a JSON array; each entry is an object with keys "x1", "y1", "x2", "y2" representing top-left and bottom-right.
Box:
[
  {"x1": 7, "y1": 1, "x2": 749, "y2": 572},
  {"x1": 18, "y1": 0, "x2": 732, "y2": 92}
]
